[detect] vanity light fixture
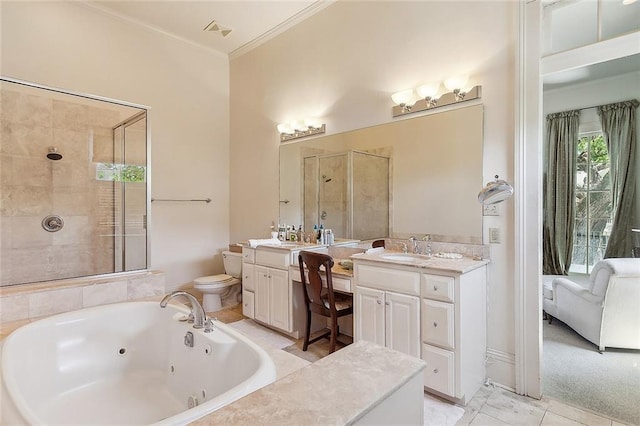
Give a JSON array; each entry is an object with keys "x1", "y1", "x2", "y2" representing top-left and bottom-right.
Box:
[
  {"x1": 391, "y1": 75, "x2": 481, "y2": 118},
  {"x1": 277, "y1": 118, "x2": 326, "y2": 142}
]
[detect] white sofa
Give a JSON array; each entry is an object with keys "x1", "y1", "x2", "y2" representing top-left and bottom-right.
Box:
[{"x1": 543, "y1": 258, "x2": 640, "y2": 352}]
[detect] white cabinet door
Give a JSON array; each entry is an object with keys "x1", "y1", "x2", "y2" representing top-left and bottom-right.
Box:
[
  {"x1": 386, "y1": 291, "x2": 421, "y2": 358},
  {"x1": 355, "y1": 286, "x2": 385, "y2": 347},
  {"x1": 269, "y1": 268, "x2": 290, "y2": 331},
  {"x1": 242, "y1": 263, "x2": 255, "y2": 292},
  {"x1": 242, "y1": 290, "x2": 255, "y2": 319},
  {"x1": 254, "y1": 265, "x2": 270, "y2": 324}
]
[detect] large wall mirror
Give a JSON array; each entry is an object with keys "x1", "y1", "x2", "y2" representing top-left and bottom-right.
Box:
[
  {"x1": 279, "y1": 104, "x2": 484, "y2": 242},
  {"x1": 0, "y1": 77, "x2": 149, "y2": 286}
]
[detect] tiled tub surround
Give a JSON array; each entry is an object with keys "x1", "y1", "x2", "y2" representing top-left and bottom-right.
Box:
[
  {"x1": 192, "y1": 340, "x2": 426, "y2": 425},
  {"x1": 0, "y1": 271, "x2": 165, "y2": 336},
  {"x1": 0, "y1": 86, "x2": 132, "y2": 285}
]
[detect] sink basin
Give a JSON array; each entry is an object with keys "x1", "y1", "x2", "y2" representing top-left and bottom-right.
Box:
[{"x1": 380, "y1": 254, "x2": 419, "y2": 262}]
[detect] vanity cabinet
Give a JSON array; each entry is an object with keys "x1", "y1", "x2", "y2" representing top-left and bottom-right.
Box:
[
  {"x1": 353, "y1": 257, "x2": 487, "y2": 405},
  {"x1": 254, "y1": 265, "x2": 289, "y2": 330},
  {"x1": 420, "y1": 267, "x2": 487, "y2": 405},
  {"x1": 242, "y1": 248, "x2": 256, "y2": 319},
  {"x1": 354, "y1": 264, "x2": 421, "y2": 358}
]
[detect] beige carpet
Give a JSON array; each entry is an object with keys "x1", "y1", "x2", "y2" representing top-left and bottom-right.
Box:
[{"x1": 228, "y1": 318, "x2": 465, "y2": 426}]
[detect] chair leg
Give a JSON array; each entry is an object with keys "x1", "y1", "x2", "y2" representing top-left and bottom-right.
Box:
[
  {"x1": 303, "y1": 309, "x2": 311, "y2": 352},
  {"x1": 329, "y1": 315, "x2": 338, "y2": 354}
]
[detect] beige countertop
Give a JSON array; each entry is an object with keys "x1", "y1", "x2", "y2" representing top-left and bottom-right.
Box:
[
  {"x1": 351, "y1": 251, "x2": 490, "y2": 274},
  {"x1": 191, "y1": 340, "x2": 425, "y2": 425}
]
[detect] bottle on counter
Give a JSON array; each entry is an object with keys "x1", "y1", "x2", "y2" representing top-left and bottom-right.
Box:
[
  {"x1": 297, "y1": 225, "x2": 303, "y2": 243},
  {"x1": 313, "y1": 224, "x2": 318, "y2": 243}
]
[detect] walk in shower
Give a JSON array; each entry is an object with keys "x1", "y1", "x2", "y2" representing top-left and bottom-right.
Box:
[
  {"x1": 0, "y1": 78, "x2": 149, "y2": 286},
  {"x1": 303, "y1": 151, "x2": 389, "y2": 240}
]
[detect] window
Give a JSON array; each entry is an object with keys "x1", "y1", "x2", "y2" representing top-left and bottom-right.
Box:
[
  {"x1": 570, "y1": 133, "x2": 612, "y2": 274},
  {"x1": 96, "y1": 162, "x2": 146, "y2": 182}
]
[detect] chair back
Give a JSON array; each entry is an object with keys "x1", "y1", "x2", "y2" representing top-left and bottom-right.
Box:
[
  {"x1": 298, "y1": 251, "x2": 337, "y2": 316},
  {"x1": 372, "y1": 239, "x2": 385, "y2": 248}
]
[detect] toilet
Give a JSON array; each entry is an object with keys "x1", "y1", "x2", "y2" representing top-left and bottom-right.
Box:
[{"x1": 194, "y1": 250, "x2": 242, "y2": 312}]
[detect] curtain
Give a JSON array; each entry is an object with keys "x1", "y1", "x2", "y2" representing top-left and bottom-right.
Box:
[
  {"x1": 543, "y1": 110, "x2": 580, "y2": 275},
  {"x1": 598, "y1": 100, "x2": 639, "y2": 258}
]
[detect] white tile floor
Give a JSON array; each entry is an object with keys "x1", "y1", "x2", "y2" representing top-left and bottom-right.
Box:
[{"x1": 458, "y1": 384, "x2": 628, "y2": 426}]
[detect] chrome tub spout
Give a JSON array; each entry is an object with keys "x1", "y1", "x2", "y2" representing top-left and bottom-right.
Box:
[{"x1": 160, "y1": 291, "x2": 208, "y2": 329}]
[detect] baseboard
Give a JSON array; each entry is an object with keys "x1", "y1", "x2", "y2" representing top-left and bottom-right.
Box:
[{"x1": 485, "y1": 347, "x2": 516, "y2": 390}]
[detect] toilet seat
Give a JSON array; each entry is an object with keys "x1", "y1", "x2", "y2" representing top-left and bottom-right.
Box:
[{"x1": 194, "y1": 274, "x2": 240, "y2": 290}]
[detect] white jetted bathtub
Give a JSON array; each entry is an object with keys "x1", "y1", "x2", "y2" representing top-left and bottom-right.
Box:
[{"x1": 1, "y1": 301, "x2": 276, "y2": 425}]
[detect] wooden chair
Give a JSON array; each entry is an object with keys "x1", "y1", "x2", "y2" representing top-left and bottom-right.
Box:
[
  {"x1": 298, "y1": 251, "x2": 353, "y2": 354},
  {"x1": 372, "y1": 239, "x2": 386, "y2": 248}
]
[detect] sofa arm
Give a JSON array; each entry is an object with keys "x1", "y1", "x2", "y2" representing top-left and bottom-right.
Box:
[{"x1": 552, "y1": 278, "x2": 601, "y2": 304}]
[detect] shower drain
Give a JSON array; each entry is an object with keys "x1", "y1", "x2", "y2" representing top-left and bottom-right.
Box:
[{"x1": 42, "y1": 215, "x2": 64, "y2": 232}]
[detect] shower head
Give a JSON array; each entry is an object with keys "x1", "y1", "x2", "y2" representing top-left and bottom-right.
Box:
[{"x1": 46, "y1": 147, "x2": 62, "y2": 161}]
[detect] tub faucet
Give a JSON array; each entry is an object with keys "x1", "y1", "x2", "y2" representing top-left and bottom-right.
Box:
[{"x1": 160, "y1": 291, "x2": 209, "y2": 330}]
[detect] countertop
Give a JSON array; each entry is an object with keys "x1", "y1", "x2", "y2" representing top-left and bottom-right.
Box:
[
  {"x1": 351, "y1": 251, "x2": 489, "y2": 274},
  {"x1": 191, "y1": 340, "x2": 426, "y2": 425},
  {"x1": 240, "y1": 239, "x2": 360, "y2": 251}
]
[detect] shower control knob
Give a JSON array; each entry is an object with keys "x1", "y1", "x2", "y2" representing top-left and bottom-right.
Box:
[{"x1": 42, "y1": 215, "x2": 64, "y2": 232}]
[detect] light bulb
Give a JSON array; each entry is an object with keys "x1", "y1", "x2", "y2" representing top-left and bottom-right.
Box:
[
  {"x1": 277, "y1": 123, "x2": 294, "y2": 134},
  {"x1": 444, "y1": 75, "x2": 469, "y2": 92},
  {"x1": 292, "y1": 120, "x2": 308, "y2": 131},
  {"x1": 391, "y1": 89, "x2": 416, "y2": 106},
  {"x1": 416, "y1": 83, "x2": 440, "y2": 99}
]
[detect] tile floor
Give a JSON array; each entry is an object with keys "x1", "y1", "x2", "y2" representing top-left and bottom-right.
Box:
[{"x1": 212, "y1": 304, "x2": 631, "y2": 426}]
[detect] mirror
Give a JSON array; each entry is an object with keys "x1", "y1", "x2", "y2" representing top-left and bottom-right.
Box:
[
  {"x1": 0, "y1": 78, "x2": 149, "y2": 286},
  {"x1": 279, "y1": 104, "x2": 484, "y2": 241}
]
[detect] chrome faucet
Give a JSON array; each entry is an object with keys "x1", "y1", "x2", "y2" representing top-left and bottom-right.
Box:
[
  {"x1": 409, "y1": 236, "x2": 418, "y2": 254},
  {"x1": 160, "y1": 291, "x2": 211, "y2": 331},
  {"x1": 400, "y1": 242, "x2": 408, "y2": 253}
]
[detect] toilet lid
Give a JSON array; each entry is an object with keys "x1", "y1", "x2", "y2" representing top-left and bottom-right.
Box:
[{"x1": 194, "y1": 274, "x2": 235, "y2": 284}]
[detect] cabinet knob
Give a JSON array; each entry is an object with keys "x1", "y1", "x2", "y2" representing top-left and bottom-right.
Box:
[
  {"x1": 433, "y1": 368, "x2": 439, "y2": 374},
  {"x1": 377, "y1": 299, "x2": 382, "y2": 304},
  {"x1": 433, "y1": 321, "x2": 438, "y2": 328},
  {"x1": 433, "y1": 285, "x2": 438, "y2": 291},
  {"x1": 385, "y1": 301, "x2": 390, "y2": 306}
]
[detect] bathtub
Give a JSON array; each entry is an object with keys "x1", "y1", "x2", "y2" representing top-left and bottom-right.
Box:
[{"x1": 1, "y1": 301, "x2": 276, "y2": 425}]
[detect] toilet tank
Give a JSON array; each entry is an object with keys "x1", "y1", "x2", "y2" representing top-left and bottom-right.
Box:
[{"x1": 222, "y1": 251, "x2": 242, "y2": 278}]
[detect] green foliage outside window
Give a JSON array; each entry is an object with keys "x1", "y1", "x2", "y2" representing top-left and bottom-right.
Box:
[{"x1": 96, "y1": 163, "x2": 146, "y2": 182}]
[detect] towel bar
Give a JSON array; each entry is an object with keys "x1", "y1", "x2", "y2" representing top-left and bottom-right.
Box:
[{"x1": 151, "y1": 198, "x2": 212, "y2": 203}]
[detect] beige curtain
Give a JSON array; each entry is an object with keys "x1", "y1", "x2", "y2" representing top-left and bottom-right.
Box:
[
  {"x1": 543, "y1": 110, "x2": 580, "y2": 275},
  {"x1": 598, "y1": 100, "x2": 639, "y2": 258}
]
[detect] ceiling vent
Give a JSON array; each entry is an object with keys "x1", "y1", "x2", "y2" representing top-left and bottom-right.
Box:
[{"x1": 203, "y1": 20, "x2": 232, "y2": 37}]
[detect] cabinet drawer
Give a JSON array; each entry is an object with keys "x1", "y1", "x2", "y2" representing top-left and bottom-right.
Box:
[
  {"x1": 242, "y1": 248, "x2": 255, "y2": 264},
  {"x1": 298, "y1": 270, "x2": 351, "y2": 293},
  {"x1": 421, "y1": 274, "x2": 455, "y2": 302},
  {"x1": 242, "y1": 290, "x2": 254, "y2": 319},
  {"x1": 422, "y1": 344, "x2": 455, "y2": 396},
  {"x1": 355, "y1": 264, "x2": 420, "y2": 296},
  {"x1": 255, "y1": 249, "x2": 290, "y2": 269},
  {"x1": 422, "y1": 299, "x2": 454, "y2": 349},
  {"x1": 242, "y1": 263, "x2": 255, "y2": 291}
]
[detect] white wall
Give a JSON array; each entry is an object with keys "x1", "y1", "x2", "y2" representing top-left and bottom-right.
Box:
[
  {"x1": 230, "y1": 1, "x2": 519, "y2": 386},
  {"x1": 544, "y1": 71, "x2": 640, "y2": 230},
  {"x1": 1, "y1": 1, "x2": 230, "y2": 291}
]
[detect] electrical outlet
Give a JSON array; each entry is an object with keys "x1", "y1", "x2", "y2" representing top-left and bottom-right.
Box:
[
  {"x1": 483, "y1": 204, "x2": 499, "y2": 216},
  {"x1": 489, "y1": 227, "x2": 500, "y2": 244}
]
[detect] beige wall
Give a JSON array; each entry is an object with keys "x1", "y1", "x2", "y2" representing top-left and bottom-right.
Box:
[
  {"x1": 1, "y1": 1, "x2": 230, "y2": 291},
  {"x1": 230, "y1": 1, "x2": 518, "y2": 386}
]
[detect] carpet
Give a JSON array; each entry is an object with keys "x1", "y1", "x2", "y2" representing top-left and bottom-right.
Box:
[
  {"x1": 227, "y1": 319, "x2": 296, "y2": 349},
  {"x1": 543, "y1": 319, "x2": 640, "y2": 425}
]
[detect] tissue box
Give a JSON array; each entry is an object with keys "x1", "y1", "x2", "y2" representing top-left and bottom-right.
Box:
[{"x1": 228, "y1": 243, "x2": 243, "y2": 253}]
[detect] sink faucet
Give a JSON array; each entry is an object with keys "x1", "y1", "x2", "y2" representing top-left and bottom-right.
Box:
[
  {"x1": 409, "y1": 236, "x2": 418, "y2": 254},
  {"x1": 400, "y1": 242, "x2": 408, "y2": 253},
  {"x1": 160, "y1": 291, "x2": 210, "y2": 330}
]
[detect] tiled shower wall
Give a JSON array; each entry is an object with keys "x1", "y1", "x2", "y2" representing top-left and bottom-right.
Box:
[{"x1": 0, "y1": 88, "x2": 118, "y2": 285}]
